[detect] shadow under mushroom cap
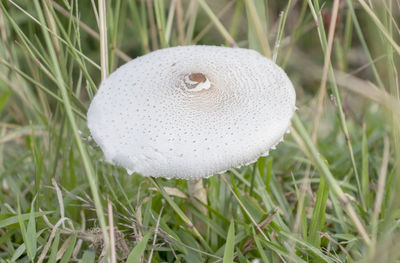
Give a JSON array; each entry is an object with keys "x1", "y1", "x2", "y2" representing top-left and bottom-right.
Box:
[{"x1": 87, "y1": 45, "x2": 296, "y2": 179}]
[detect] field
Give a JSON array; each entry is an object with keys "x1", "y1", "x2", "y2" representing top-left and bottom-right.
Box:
[{"x1": 0, "y1": 0, "x2": 400, "y2": 262}]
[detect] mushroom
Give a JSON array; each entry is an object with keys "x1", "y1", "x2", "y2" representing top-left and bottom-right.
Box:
[{"x1": 87, "y1": 45, "x2": 296, "y2": 179}]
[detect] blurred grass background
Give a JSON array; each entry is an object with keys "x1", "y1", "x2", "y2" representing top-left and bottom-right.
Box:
[{"x1": 0, "y1": 0, "x2": 399, "y2": 262}]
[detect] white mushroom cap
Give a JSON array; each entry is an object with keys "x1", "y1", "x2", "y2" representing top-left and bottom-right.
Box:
[{"x1": 87, "y1": 45, "x2": 296, "y2": 179}]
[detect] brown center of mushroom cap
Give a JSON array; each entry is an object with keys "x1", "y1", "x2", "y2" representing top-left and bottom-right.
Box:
[
  {"x1": 188, "y1": 73, "x2": 206, "y2": 84},
  {"x1": 184, "y1": 73, "x2": 211, "y2": 91}
]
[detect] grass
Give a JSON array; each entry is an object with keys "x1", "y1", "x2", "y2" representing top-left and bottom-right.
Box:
[{"x1": 0, "y1": 0, "x2": 399, "y2": 262}]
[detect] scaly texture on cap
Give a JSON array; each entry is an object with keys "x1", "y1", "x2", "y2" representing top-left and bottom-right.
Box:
[{"x1": 87, "y1": 45, "x2": 296, "y2": 179}]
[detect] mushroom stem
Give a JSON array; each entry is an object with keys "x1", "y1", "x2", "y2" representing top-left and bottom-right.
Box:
[
  {"x1": 187, "y1": 179, "x2": 208, "y2": 232},
  {"x1": 187, "y1": 179, "x2": 208, "y2": 212}
]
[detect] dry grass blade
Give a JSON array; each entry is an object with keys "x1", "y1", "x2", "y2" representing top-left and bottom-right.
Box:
[
  {"x1": 358, "y1": 0, "x2": 400, "y2": 56},
  {"x1": 72, "y1": 210, "x2": 86, "y2": 258},
  {"x1": 197, "y1": 0, "x2": 237, "y2": 47},
  {"x1": 149, "y1": 187, "x2": 187, "y2": 199},
  {"x1": 6, "y1": 0, "x2": 100, "y2": 69},
  {"x1": 37, "y1": 217, "x2": 70, "y2": 263},
  {"x1": 371, "y1": 136, "x2": 390, "y2": 243},
  {"x1": 2, "y1": 0, "x2": 399, "y2": 261},
  {"x1": 52, "y1": 179, "x2": 66, "y2": 229},
  {"x1": 244, "y1": 0, "x2": 271, "y2": 57},
  {"x1": 192, "y1": 0, "x2": 235, "y2": 44},
  {"x1": 148, "y1": 206, "x2": 164, "y2": 262},
  {"x1": 98, "y1": 0, "x2": 108, "y2": 80},
  {"x1": 0, "y1": 126, "x2": 47, "y2": 144},
  {"x1": 312, "y1": 0, "x2": 340, "y2": 143},
  {"x1": 50, "y1": 0, "x2": 98, "y2": 38},
  {"x1": 175, "y1": 0, "x2": 185, "y2": 45},
  {"x1": 146, "y1": 0, "x2": 158, "y2": 50},
  {"x1": 55, "y1": 234, "x2": 74, "y2": 261},
  {"x1": 319, "y1": 232, "x2": 350, "y2": 256},
  {"x1": 290, "y1": 49, "x2": 400, "y2": 115},
  {"x1": 334, "y1": 72, "x2": 400, "y2": 114},
  {"x1": 108, "y1": 200, "x2": 117, "y2": 263},
  {"x1": 50, "y1": 0, "x2": 131, "y2": 62},
  {"x1": 292, "y1": 114, "x2": 371, "y2": 245},
  {"x1": 42, "y1": 0, "x2": 60, "y2": 58}
]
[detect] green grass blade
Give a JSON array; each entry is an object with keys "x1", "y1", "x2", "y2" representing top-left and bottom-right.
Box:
[
  {"x1": 272, "y1": 0, "x2": 292, "y2": 63},
  {"x1": 280, "y1": 231, "x2": 335, "y2": 262},
  {"x1": 32, "y1": 0, "x2": 109, "y2": 247},
  {"x1": 244, "y1": 0, "x2": 271, "y2": 57},
  {"x1": 361, "y1": 124, "x2": 370, "y2": 208},
  {"x1": 197, "y1": 0, "x2": 237, "y2": 47},
  {"x1": 11, "y1": 243, "x2": 27, "y2": 262},
  {"x1": 150, "y1": 178, "x2": 210, "y2": 251},
  {"x1": 81, "y1": 250, "x2": 96, "y2": 263},
  {"x1": 309, "y1": 0, "x2": 364, "y2": 210},
  {"x1": 48, "y1": 230, "x2": 60, "y2": 263},
  {"x1": 17, "y1": 198, "x2": 33, "y2": 262},
  {"x1": 126, "y1": 232, "x2": 151, "y2": 263},
  {"x1": 292, "y1": 113, "x2": 371, "y2": 245},
  {"x1": 154, "y1": 0, "x2": 167, "y2": 48},
  {"x1": 308, "y1": 177, "x2": 329, "y2": 248},
  {"x1": 358, "y1": 0, "x2": 400, "y2": 56},
  {"x1": 223, "y1": 221, "x2": 235, "y2": 263},
  {"x1": 252, "y1": 227, "x2": 270, "y2": 263},
  {"x1": 26, "y1": 197, "x2": 37, "y2": 261},
  {"x1": 60, "y1": 233, "x2": 77, "y2": 263},
  {"x1": 0, "y1": 90, "x2": 10, "y2": 115},
  {"x1": 0, "y1": 211, "x2": 52, "y2": 229}
]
